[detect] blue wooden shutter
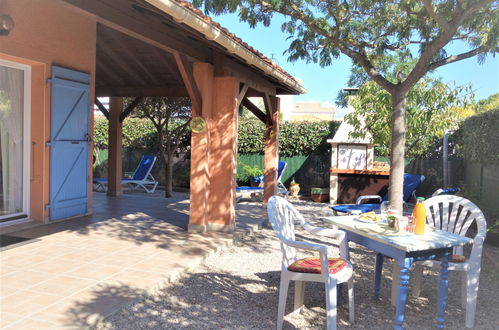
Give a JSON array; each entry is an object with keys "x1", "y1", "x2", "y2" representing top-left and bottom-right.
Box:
[{"x1": 49, "y1": 66, "x2": 91, "y2": 221}]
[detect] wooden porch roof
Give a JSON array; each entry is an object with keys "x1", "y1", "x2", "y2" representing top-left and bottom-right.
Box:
[{"x1": 65, "y1": 0, "x2": 305, "y2": 98}]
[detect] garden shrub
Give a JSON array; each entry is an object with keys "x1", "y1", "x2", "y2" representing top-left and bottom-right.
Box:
[
  {"x1": 455, "y1": 109, "x2": 499, "y2": 166},
  {"x1": 95, "y1": 116, "x2": 340, "y2": 158}
]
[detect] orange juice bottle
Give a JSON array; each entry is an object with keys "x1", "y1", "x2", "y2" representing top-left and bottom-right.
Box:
[{"x1": 413, "y1": 197, "x2": 426, "y2": 235}]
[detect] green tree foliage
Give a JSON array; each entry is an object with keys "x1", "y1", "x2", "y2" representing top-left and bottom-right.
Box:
[
  {"x1": 194, "y1": 0, "x2": 498, "y2": 211},
  {"x1": 346, "y1": 77, "x2": 473, "y2": 157},
  {"x1": 132, "y1": 97, "x2": 192, "y2": 198},
  {"x1": 475, "y1": 93, "x2": 499, "y2": 113}
]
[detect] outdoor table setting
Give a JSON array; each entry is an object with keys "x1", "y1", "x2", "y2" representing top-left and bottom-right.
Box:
[{"x1": 323, "y1": 209, "x2": 473, "y2": 329}]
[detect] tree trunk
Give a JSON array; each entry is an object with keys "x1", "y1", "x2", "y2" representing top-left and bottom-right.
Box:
[
  {"x1": 164, "y1": 151, "x2": 173, "y2": 198},
  {"x1": 388, "y1": 89, "x2": 407, "y2": 212}
]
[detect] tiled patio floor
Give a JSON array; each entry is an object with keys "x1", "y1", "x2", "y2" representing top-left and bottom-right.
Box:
[{"x1": 0, "y1": 192, "x2": 266, "y2": 329}]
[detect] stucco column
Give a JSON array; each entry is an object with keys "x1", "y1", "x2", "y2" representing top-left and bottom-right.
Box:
[
  {"x1": 107, "y1": 97, "x2": 123, "y2": 196},
  {"x1": 263, "y1": 96, "x2": 280, "y2": 203},
  {"x1": 206, "y1": 76, "x2": 239, "y2": 232},
  {"x1": 188, "y1": 63, "x2": 213, "y2": 232}
]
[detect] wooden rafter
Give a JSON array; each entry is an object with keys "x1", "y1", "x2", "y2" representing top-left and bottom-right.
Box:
[
  {"x1": 65, "y1": 0, "x2": 209, "y2": 62},
  {"x1": 105, "y1": 28, "x2": 161, "y2": 86},
  {"x1": 174, "y1": 52, "x2": 202, "y2": 116},
  {"x1": 98, "y1": 40, "x2": 143, "y2": 85},
  {"x1": 96, "y1": 85, "x2": 188, "y2": 97},
  {"x1": 236, "y1": 84, "x2": 249, "y2": 107},
  {"x1": 263, "y1": 93, "x2": 274, "y2": 126},
  {"x1": 96, "y1": 60, "x2": 123, "y2": 86},
  {"x1": 120, "y1": 97, "x2": 144, "y2": 122},
  {"x1": 151, "y1": 47, "x2": 182, "y2": 81},
  {"x1": 241, "y1": 97, "x2": 267, "y2": 124},
  {"x1": 95, "y1": 98, "x2": 110, "y2": 119}
]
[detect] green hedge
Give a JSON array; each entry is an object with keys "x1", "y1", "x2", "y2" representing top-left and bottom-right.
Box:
[
  {"x1": 95, "y1": 117, "x2": 340, "y2": 157},
  {"x1": 94, "y1": 117, "x2": 159, "y2": 149},
  {"x1": 455, "y1": 109, "x2": 499, "y2": 166}
]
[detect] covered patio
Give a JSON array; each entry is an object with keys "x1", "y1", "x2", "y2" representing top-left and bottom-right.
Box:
[{"x1": 0, "y1": 192, "x2": 266, "y2": 328}]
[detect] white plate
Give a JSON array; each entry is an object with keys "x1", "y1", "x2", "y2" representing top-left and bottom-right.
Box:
[{"x1": 354, "y1": 217, "x2": 382, "y2": 223}]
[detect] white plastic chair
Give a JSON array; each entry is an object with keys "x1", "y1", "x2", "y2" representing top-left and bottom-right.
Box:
[
  {"x1": 267, "y1": 196, "x2": 354, "y2": 330},
  {"x1": 411, "y1": 195, "x2": 487, "y2": 328}
]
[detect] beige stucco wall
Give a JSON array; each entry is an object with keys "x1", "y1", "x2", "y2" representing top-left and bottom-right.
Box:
[{"x1": 0, "y1": 0, "x2": 96, "y2": 222}]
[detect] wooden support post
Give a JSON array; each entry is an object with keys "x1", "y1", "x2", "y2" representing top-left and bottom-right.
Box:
[
  {"x1": 207, "y1": 76, "x2": 239, "y2": 231},
  {"x1": 188, "y1": 63, "x2": 213, "y2": 233},
  {"x1": 107, "y1": 97, "x2": 123, "y2": 196},
  {"x1": 264, "y1": 95, "x2": 280, "y2": 203}
]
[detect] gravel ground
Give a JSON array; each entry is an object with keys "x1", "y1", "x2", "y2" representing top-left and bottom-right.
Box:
[{"x1": 97, "y1": 200, "x2": 499, "y2": 330}]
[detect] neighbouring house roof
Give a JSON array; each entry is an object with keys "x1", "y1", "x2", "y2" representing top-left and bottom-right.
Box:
[{"x1": 145, "y1": 0, "x2": 306, "y2": 95}]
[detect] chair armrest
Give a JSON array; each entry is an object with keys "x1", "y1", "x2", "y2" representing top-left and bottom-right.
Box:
[
  {"x1": 356, "y1": 195, "x2": 382, "y2": 204},
  {"x1": 280, "y1": 236, "x2": 329, "y2": 276},
  {"x1": 301, "y1": 221, "x2": 346, "y2": 241}
]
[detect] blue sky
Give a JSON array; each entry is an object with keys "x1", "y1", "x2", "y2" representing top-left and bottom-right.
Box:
[{"x1": 215, "y1": 13, "x2": 499, "y2": 114}]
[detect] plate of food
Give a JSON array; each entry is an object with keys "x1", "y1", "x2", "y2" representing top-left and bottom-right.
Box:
[{"x1": 355, "y1": 211, "x2": 382, "y2": 223}]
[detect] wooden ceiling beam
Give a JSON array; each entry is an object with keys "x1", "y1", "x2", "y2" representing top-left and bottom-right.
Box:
[
  {"x1": 263, "y1": 93, "x2": 274, "y2": 126},
  {"x1": 241, "y1": 97, "x2": 267, "y2": 124},
  {"x1": 96, "y1": 60, "x2": 123, "y2": 86},
  {"x1": 214, "y1": 55, "x2": 276, "y2": 95},
  {"x1": 95, "y1": 85, "x2": 188, "y2": 97},
  {"x1": 151, "y1": 47, "x2": 182, "y2": 82},
  {"x1": 120, "y1": 97, "x2": 144, "y2": 122},
  {"x1": 100, "y1": 27, "x2": 162, "y2": 86},
  {"x1": 94, "y1": 98, "x2": 110, "y2": 120},
  {"x1": 65, "y1": 0, "x2": 210, "y2": 62},
  {"x1": 174, "y1": 52, "x2": 202, "y2": 117},
  {"x1": 98, "y1": 41, "x2": 145, "y2": 85},
  {"x1": 236, "y1": 83, "x2": 248, "y2": 108}
]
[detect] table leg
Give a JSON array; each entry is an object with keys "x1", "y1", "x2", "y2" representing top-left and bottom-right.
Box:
[
  {"x1": 436, "y1": 253, "x2": 450, "y2": 329},
  {"x1": 394, "y1": 257, "x2": 413, "y2": 330},
  {"x1": 374, "y1": 253, "x2": 384, "y2": 300}
]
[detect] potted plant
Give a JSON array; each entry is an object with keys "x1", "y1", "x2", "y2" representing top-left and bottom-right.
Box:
[
  {"x1": 240, "y1": 163, "x2": 264, "y2": 187},
  {"x1": 289, "y1": 178, "x2": 300, "y2": 198},
  {"x1": 311, "y1": 188, "x2": 329, "y2": 203}
]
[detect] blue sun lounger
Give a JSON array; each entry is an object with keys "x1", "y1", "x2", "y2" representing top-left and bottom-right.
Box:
[
  {"x1": 93, "y1": 155, "x2": 159, "y2": 193},
  {"x1": 331, "y1": 173, "x2": 425, "y2": 214},
  {"x1": 236, "y1": 161, "x2": 288, "y2": 201}
]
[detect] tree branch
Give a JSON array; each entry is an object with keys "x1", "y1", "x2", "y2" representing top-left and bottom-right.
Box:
[
  {"x1": 422, "y1": 0, "x2": 451, "y2": 30},
  {"x1": 427, "y1": 45, "x2": 491, "y2": 71}
]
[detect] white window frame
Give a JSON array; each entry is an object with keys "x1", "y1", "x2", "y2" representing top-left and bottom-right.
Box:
[{"x1": 0, "y1": 59, "x2": 31, "y2": 224}]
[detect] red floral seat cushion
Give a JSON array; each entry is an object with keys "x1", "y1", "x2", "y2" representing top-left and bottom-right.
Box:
[
  {"x1": 451, "y1": 254, "x2": 466, "y2": 263},
  {"x1": 288, "y1": 257, "x2": 347, "y2": 274}
]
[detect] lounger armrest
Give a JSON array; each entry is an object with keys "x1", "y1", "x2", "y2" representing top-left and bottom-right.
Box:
[{"x1": 356, "y1": 195, "x2": 383, "y2": 204}]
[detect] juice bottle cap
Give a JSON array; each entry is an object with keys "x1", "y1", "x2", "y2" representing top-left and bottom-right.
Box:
[{"x1": 417, "y1": 197, "x2": 425, "y2": 202}]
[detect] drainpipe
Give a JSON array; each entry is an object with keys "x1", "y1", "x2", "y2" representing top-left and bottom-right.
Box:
[
  {"x1": 145, "y1": 0, "x2": 306, "y2": 94},
  {"x1": 443, "y1": 130, "x2": 449, "y2": 188}
]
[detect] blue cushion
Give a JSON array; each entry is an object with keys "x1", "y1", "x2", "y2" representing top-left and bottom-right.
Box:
[
  {"x1": 236, "y1": 186, "x2": 264, "y2": 191},
  {"x1": 331, "y1": 203, "x2": 381, "y2": 214}
]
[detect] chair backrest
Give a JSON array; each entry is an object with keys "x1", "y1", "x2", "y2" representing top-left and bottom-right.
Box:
[
  {"x1": 381, "y1": 173, "x2": 425, "y2": 202},
  {"x1": 424, "y1": 195, "x2": 487, "y2": 254},
  {"x1": 277, "y1": 161, "x2": 287, "y2": 180},
  {"x1": 267, "y1": 196, "x2": 303, "y2": 268},
  {"x1": 132, "y1": 155, "x2": 157, "y2": 180}
]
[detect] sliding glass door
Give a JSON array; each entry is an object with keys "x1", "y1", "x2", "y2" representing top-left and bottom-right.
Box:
[{"x1": 0, "y1": 60, "x2": 30, "y2": 221}]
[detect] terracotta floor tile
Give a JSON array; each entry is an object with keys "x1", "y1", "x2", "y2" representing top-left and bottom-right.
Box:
[
  {"x1": 0, "y1": 311, "x2": 23, "y2": 328},
  {"x1": 0, "y1": 270, "x2": 51, "y2": 290},
  {"x1": 90, "y1": 253, "x2": 147, "y2": 267},
  {"x1": 5, "y1": 317, "x2": 58, "y2": 330},
  {"x1": 64, "y1": 263, "x2": 122, "y2": 281},
  {"x1": 29, "y1": 259, "x2": 88, "y2": 274},
  {"x1": 28, "y1": 275, "x2": 95, "y2": 296}
]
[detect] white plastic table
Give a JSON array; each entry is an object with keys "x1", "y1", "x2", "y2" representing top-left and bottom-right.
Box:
[{"x1": 323, "y1": 215, "x2": 472, "y2": 329}]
